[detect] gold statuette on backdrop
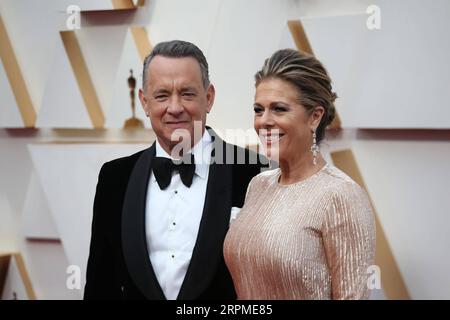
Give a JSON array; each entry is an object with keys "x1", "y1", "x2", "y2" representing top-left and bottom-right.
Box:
[{"x1": 124, "y1": 69, "x2": 144, "y2": 128}]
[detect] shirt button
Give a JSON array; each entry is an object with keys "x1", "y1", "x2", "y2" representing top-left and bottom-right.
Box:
[
  {"x1": 171, "y1": 254, "x2": 175, "y2": 258},
  {"x1": 174, "y1": 190, "x2": 178, "y2": 194},
  {"x1": 172, "y1": 222, "x2": 176, "y2": 226}
]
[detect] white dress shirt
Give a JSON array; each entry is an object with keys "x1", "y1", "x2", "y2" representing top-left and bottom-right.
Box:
[{"x1": 145, "y1": 130, "x2": 212, "y2": 300}]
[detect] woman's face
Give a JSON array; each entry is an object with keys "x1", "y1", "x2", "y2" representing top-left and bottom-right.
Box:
[{"x1": 253, "y1": 78, "x2": 322, "y2": 164}]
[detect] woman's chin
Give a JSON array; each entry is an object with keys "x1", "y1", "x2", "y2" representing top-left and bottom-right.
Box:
[{"x1": 262, "y1": 145, "x2": 281, "y2": 163}]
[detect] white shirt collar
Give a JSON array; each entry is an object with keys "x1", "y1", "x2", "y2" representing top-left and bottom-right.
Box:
[{"x1": 155, "y1": 129, "x2": 212, "y2": 180}]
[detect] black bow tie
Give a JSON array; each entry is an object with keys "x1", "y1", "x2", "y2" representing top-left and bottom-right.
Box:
[{"x1": 152, "y1": 154, "x2": 195, "y2": 190}]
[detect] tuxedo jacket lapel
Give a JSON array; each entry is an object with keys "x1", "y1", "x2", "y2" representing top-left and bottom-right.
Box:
[
  {"x1": 177, "y1": 130, "x2": 233, "y2": 299},
  {"x1": 122, "y1": 143, "x2": 166, "y2": 300}
]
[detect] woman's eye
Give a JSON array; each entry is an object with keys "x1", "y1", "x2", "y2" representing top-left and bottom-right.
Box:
[
  {"x1": 274, "y1": 106, "x2": 287, "y2": 112},
  {"x1": 254, "y1": 107, "x2": 263, "y2": 114}
]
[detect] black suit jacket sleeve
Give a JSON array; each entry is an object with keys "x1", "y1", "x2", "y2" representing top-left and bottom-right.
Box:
[{"x1": 84, "y1": 164, "x2": 121, "y2": 299}]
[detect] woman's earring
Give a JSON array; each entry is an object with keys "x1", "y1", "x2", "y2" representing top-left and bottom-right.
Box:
[{"x1": 311, "y1": 129, "x2": 319, "y2": 166}]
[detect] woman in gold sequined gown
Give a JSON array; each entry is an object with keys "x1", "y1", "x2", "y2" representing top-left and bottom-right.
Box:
[{"x1": 223, "y1": 49, "x2": 376, "y2": 300}]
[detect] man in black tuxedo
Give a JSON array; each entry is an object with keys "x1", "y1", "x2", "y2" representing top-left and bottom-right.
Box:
[{"x1": 84, "y1": 40, "x2": 266, "y2": 299}]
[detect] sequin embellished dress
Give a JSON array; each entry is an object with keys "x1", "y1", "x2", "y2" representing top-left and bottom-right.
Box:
[{"x1": 223, "y1": 164, "x2": 375, "y2": 300}]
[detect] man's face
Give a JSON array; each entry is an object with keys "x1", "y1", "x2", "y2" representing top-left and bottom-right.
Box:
[{"x1": 139, "y1": 56, "x2": 214, "y2": 154}]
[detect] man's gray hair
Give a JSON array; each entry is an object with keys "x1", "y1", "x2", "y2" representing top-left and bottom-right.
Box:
[{"x1": 142, "y1": 40, "x2": 210, "y2": 91}]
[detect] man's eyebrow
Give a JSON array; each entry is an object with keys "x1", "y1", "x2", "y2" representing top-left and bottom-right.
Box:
[
  {"x1": 152, "y1": 88, "x2": 170, "y2": 95},
  {"x1": 180, "y1": 86, "x2": 198, "y2": 92}
]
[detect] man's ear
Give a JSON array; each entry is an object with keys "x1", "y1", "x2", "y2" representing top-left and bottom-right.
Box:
[
  {"x1": 139, "y1": 88, "x2": 149, "y2": 116},
  {"x1": 206, "y1": 84, "x2": 215, "y2": 114},
  {"x1": 310, "y1": 106, "x2": 325, "y2": 131}
]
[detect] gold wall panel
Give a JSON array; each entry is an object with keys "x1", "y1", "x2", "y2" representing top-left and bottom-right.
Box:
[
  {"x1": 0, "y1": 14, "x2": 36, "y2": 127},
  {"x1": 0, "y1": 252, "x2": 36, "y2": 300},
  {"x1": 131, "y1": 27, "x2": 153, "y2": 62},
  {"x1": 111, "y1": 0, "x2": 146, "y2": 10},
  {"x1": 60, "y1": 31, "x2": 105, "y2": 128},
  {"x1": 0, "y1": 254, "x2": 10, "y2": 297},
  {"x1": 287, "y1": 20, "x2": 341, "y2": 130}
]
